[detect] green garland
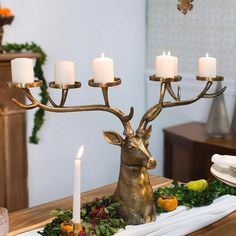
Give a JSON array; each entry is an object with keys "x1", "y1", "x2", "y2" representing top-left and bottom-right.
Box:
[
  {"x1": 3, "y1": 42, "x2": 48, "y2": 144},
  {"x1": 154, "y1": 179, "x2": 236, "y2": 211},
  {"x1": 39, "y1": 179, "x2": 236, "y2": 236}
]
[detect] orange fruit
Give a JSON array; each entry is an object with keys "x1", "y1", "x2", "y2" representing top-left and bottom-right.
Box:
[
  {"x1": 157, "y1": 196, "x2": 178, "y2": 212},
  {"x1": 60, "y1": 223, "x2": 73, "y2": 233},
  {"x1": 0, "y1": 8, "x2": 13, "y2": 16}
]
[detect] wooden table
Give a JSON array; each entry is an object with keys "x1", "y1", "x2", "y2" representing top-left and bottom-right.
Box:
[{"x1": 8, "y1": 175, "x2": 236, "y2": 236}]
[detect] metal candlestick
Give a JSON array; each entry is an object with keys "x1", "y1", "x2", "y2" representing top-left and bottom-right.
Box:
[
  {"x1": 206, "y1": 81, "x2": 230, "y2": 137},
  {"x1": 8, "y1": 74, "x2": 226, "y2": 225},
  {"x1": 232, "y1": 98, "x2": 236, "y2": 135}
]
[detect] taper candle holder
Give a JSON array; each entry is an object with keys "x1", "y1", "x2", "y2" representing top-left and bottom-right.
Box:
[
  {"x1": 73, "y1": 222, "x2": 83, "y2": 235},
  {"x1": 8, "y1": 73, "x2": 226, "y2": 225}
]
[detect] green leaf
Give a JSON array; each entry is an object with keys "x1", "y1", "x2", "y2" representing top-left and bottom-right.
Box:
[{"x1": 95, "y1": 225, "x2": 101, "y2": 235}]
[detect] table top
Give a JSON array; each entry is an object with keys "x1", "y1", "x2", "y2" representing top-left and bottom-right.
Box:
[
  {"x1": 164, "y1": 122, "x2": 236, "y2": 150},
  {"x1": 8, "y1": 175, "x2": 236, "y2": 236}
]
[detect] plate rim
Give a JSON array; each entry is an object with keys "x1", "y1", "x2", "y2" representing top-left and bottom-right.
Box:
[{"x1": 210, "y1": 164, "x2": 236, "y2": 187}]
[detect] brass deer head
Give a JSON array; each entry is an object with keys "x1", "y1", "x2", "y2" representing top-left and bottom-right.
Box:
[
  {"x1": 103, "y1": 126, "x2": 157, "y2": 224},
  {"x1": 104, "y1": 126, "x2": 156, "y2": 170}
]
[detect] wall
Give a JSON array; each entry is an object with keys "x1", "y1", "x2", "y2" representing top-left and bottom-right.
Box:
[
  {"x1": 147, "y1": 0, "x2": 236, "y2": 177},
  {"x1": 2, "y1": 0, "x2": 146, "y2": 206}
]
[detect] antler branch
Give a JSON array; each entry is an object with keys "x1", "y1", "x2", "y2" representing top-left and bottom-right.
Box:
[
  {"x1": 12, "y1": 88, "x2": 134, "y2": 137},
  {"x1": 162, "y1": 81, "x2": 212, "y2": 108},
  {"x1": 45, "y1": 89, "x2": 69, "y2": 107},
  {"x1": 12, "y1": 98, "x2": 38, "y2": 110},
  {"x1": 166, "y1": 83, "x2": 181, "y2": 101},
  {"x1": 137, "y1": 81, "x2": 226, "y2": 134}
]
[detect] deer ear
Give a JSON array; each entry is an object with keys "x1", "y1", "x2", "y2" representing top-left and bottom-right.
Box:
[
  {"x1": 103, "y1": 131, "x2": 124, "y2": 146},
  {"x1": 144, "y1": 125, "x2": 152, "y2": 140}
]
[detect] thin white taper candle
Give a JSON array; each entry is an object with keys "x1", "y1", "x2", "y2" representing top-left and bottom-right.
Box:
[{"x1": 72, "y1": 145, "x2": 84, "y2": 223}]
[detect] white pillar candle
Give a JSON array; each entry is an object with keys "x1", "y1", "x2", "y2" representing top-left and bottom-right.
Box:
[
  {"x1": 173, "y1": 56, "x2": 178, "y2": 76},
  {"x1": 73, "y1": 145, "x2": 84, "y2": 224},
  {"x1": 155, "y1": 51, "x2": 178, "y2": 78},
  {"x1": 198, "y1": 53, "x2": 217, "y2": 78},
  {"x1": 54, "y1": 61, "x2": 75, "y2": 85},
  {"x1": 11, "y1": 58, "x2": 34, "y2": 83},
  {"x1": 92, "y1": 53, "x2": 114, "y2": 83}
]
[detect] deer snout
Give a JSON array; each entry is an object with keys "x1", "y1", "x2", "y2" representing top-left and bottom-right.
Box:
[{"x1": 146, "y1": 157, "x2": 157, "y2": 169}]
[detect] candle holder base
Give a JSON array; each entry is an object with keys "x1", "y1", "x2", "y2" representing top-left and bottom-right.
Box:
[
  {"x1": 8, "y1": 80, "x2": 42, "y2": 88},
  {"x1": 88, "y1": 78, "x2": 121, "y2": 88},
  {"x1": 149, "y1": 75, "x2": 182, "y2": 82},
  {"x1": 49, "y1": 81, "x2": 81, "y2": 89},
  {"x1": 196, "y1": 76, "x2": 224, "y2": 82},
  {"x1": 73, "y1": 222, "x2": 83, "y2": 235}
]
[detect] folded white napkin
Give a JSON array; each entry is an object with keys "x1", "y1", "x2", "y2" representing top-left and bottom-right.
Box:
[
  {"x1": 115, "y1": 195, "x2": 236, "y2": 236},
  {"x1": 212, "y1": 154, "x2": 236, "y2": 169}
]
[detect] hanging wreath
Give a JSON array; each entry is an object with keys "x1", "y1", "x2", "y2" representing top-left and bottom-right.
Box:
[{"x1": 3, "y1": 42, "x2": 48, "y2": 144}]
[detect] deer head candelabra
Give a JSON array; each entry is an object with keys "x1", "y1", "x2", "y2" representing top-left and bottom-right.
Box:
[{"x1": 8, "y1": 73, "x2": 225, "y2": 225}]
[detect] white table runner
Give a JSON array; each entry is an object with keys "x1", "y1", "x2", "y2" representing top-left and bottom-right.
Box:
[{"x1": 18, "y1": 195, "x2": 236, "y2": 236}]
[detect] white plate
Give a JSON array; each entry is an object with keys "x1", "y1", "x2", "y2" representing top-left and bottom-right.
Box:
[{"x1": 210, "y1": 163, "x2": 236, "y2": 188}]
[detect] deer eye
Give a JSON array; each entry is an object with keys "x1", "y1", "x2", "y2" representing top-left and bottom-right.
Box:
[
  {"x1": 127, "y1": 144, "x2": 135, "y2": 150},
  {"x1": 145, "y1": 141, "x2": 149, "y2": 147}
]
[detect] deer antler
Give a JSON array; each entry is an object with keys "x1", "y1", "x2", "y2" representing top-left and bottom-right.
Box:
[
  {"x1": 12, "y1": 88, "x2": 134, "y2": 137},
  {"x1": 137, "y1": 81, "x2": 226, "y2": 134}
]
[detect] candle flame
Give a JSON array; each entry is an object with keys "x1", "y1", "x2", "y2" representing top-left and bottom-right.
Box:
[
  {"x1": 206, "y1": 53, "x2": 209, "y2": 57},
  {"x1": 77, "y1": 145, "x2": 84, "y2": 159},
  {"x1": 101, "y1": 52, "x2": 105, "y2": 58},
  {"x1": 168, "y1": 51, "x2": 171, "y2": 56}
]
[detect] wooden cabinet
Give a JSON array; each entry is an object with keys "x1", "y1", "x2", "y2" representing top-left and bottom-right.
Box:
[
  {"x1": 164, "y1": 122, "x2": 236, "y2": 183},
  {"x1": 0, "y1": 53, "x2": 38, "y2": 212}
]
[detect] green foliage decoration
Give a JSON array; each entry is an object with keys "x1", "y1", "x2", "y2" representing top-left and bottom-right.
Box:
[
  {"x1": 38, "y1": 179, "x2": 236, "y2": 236},
  {"x1": 3, "y1": 42, "x2": 48, "y2": 144},
  {"x1": 154, "y1": 179, "x2": 236, "y2": 212},
  {"x1": 38, "y1": 196, "x2": 126, "y2": 236}
]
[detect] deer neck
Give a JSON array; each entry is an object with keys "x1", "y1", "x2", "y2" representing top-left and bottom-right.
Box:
[{"x1": 118, "y1": 162, "x2": 149, "y2": 187}]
